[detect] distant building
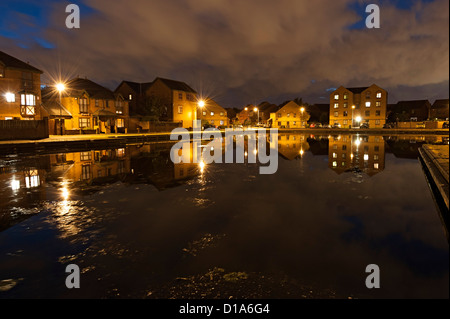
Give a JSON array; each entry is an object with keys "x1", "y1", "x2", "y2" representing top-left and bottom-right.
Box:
[
  {"x1": 269, "y1": 101, "x2": 309, "y2": 128},
  {"x1": 257, "y1": 102, "x2": 279, "y2": 125},
  {"x1": 391, "y1": 100, "x2": 431, "y2": 122},
  {"x1": 197, "y1": 99, "x2": 228, "y2": 127},
  {"x1": 42, "y1": 77, "x2": 129, "y2": 135},
  {"x1": 430, "y1": 99, "x2": 449, "y2": 120},
  {"x1": 329, "y1": 84, "x2": 387, "y2": 128},
  {"x1": 114, "y1": 81, "x2": 153, "y2": 116},
  {"x1": 0, "y1": 51, "x2": 44, "y2": 120}
]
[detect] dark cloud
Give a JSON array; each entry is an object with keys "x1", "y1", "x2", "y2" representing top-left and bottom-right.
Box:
[{"x1": 1, "y1": 0, "x2": 448, "y2": 107}]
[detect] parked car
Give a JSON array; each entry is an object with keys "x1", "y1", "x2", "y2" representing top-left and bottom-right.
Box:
[
  {"x1": 332, "y1": 123, "x2": 341, "y2": 128},
  {"x1": 442, "y1": 121, "x2": 449, "y2": 129},
  {"x1": 309, "y1": 123, "x2": 322, "y2": 128},
  {"x1": 322, "y1": 124, "x2": 330, "y2": 128},
  {"x1": 360, "y1": 122, "x2": 369, "y2": 129}
]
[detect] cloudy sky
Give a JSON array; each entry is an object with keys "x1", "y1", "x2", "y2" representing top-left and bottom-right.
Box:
[{"x1": 1, "y1": 0, "x2": 448, "y2": 108}]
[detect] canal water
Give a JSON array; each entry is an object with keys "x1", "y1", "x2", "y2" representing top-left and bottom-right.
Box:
[{"x1": 0, "y1": 133, "x2": 448, "y2": 299}]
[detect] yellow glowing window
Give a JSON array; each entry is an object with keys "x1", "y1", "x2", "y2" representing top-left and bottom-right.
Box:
[{"x1": 334, "y1": 94, "x2": 339, "y2": 100}]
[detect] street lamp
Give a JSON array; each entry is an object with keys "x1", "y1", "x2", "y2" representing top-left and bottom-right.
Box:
[
  {"x1": 300, "y1": 107, "x2": 305, "y2": 128},
  {"x1": 56, "y1": 83, "x2": 65, "y2": 135},
  {"x1": 351, "y1": 105, "x2": 355, "y2": 128},
  {"x1": 253, "y1": 107, "x2": 259, "y2": 126}
]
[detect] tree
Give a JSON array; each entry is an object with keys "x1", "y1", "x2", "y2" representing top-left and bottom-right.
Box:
[{"x1": 141, "y1": 96, "x2": 169, "y2": 121}]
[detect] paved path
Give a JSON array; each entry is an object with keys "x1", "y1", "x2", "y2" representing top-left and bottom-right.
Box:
[{"x1": 419, "y1": 145, "x2": 449, "y2": 211}]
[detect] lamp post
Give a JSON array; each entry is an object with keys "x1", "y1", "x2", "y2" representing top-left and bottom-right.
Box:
[
  {"x1": 300, "y1": 107, "x2": 305, "y2": 128},
  {"x1": 56, "y1": 83, "x2": 65, "y2": 135},
  {"x1": 253, "y1": 107, "x2": 259, "y2": 126},
  {"x1": 351, "y1": 105, "x2": 355, "y2": 129},
  {"x1": 197, "y1": 99, "x2": 205, "y2": 125}
]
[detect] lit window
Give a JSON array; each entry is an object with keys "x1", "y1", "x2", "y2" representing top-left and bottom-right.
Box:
[
  {"x1": 374, "y1": 163, "x2": 379, "y2": 169},
  {"x1": 79, "y1": 118, "x2": 90, "y2": 128},
  {"x1": 334, "y1": 94, "x2": 339, "y2": 100},
  {"x1": 365, "y1": 102, "x2": 371, "y2": 107},
  {"x1": 220, "y1": 112, "x2": 224, "y2": 116},
  {"x1": 129, "y1": 94, "x2": 132, "y2": 100},
  {"x1": 202, "y1": 111, "x2": 206, "y2": 116},
  {"x1": 116, "y1": 118, "x2": 124, "y2": 127},
  {"x1": 343, "y1": 102, "x2": 348, "y2": 108},
  {"x1": 332, "y1": 161, "x2": 337, "y2": 167},
  {"x1": 364, "y1": 154, "x2": 369, "y2": 161},
  {"x1": 375, "y1": 119, "x2": 380, "y2": 125},
  {"x1": 80, "y1": 152, "x2": 92, "y2": 161},
  {"x1": 210, "y1": 111, "x2": 214, "y2": 116},
  {"x1": 5, "y1": 93, "x2": 15, "y2": 102},
  {"x1": 334, "y1": 103, "x2": 339, "y2": 108},
  {"x1": 343, "y1": 93, "x2": 348, "y2": 100},
  {"x1": 376, "y1": 92, "x2": 382, "y2": 99},
  {"x1": 287, "y1": 113, "x2": 290, "y2": 117},
  {"x1": 220, "y1": 120, "x2": 224, "y2": 125},
  {"x1": 79, "y1": 98, "x2": 89, "y2": 113},
  {"x1": 343, "y1": 120, "x2": 348, "y2": 125},
  {"x1": 20, "y1": 94, "x2": 36, "y2": 116},
  {"x1": 334, "y1": 111, "x2": 338, "y2": 117},
  {"x1": 178, "y1": 105, "x2": 183, "y2": 114},
  {"x1": 333, "y1": 153, "x2": 337, "y2": 158}
]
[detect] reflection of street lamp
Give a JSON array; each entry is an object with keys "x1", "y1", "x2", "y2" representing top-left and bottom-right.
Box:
[{"x1": 56, "y1": 83, "x2": 65, "y2": 135}]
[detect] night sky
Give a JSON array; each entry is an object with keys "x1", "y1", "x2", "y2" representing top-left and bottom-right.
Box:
[{"x1": 1, "y1": 0, "x2": 448, "y2": 108}]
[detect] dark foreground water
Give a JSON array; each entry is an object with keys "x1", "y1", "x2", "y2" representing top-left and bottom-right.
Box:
[{"x1": 0, "y1": 133, "x2": 448, "y2": 299}]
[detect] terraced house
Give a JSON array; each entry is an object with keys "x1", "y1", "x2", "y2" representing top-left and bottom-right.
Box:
[
  {"x1": 42, "y1": 77, "x2": 129, "y2": 135},
  {"x1": 197, "y1": 99, "x2": 228, "y2": 128},
  {"x1": 269, "y1": 101, "x2": 310, "y2": 128},
  {"x1": 330, "y1": 84, "x2": 387, "y2": 128},
  {"x1": 0, "y1": 51, "x2": 43, "y2": 120}
]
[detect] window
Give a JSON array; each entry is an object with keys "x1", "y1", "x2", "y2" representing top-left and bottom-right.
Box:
[
  {"x1": 343, "y1": 102, "x2": 348, "y2": 108},
  {"x1": 334, "y1": 111, "x2": 338, "y2": 117},
  {"x1": 5, "y1": 93, "x2": 15, "y2": 102},
  {"x1": 376, "y1": 110, "x2": 381, "y2": 116},
  {"x1": 332, "y1": 161, "x2": 337, "y2": 167},
  {"x1": 81, "y1": 165, "x2": 91, "y2": 180},
  {"x1": 287, "y1": 113, "x2": 290, "y2": 117},
  {"x1": 22, "y1": 72, "x2": 33, "y2": 88},
  {"x1": 333, "y1": 153, "x2": 337, "y2": 158},
  {"x1": 202, "y1": 111, "x2": 206, "y2": 116},
  {"x1": 293, "y1": 113, "x2": 296, "y2": 118},
  {"x1": 220, "y1": 112, "x2": 224, "y2": 116},
  {"x1": 210, "y1": 111, "x2": 215, "y2": 116},
  {"x1": 344, "y1": 93, "x2": 348, "y2": 100},
  {"x1": 186, "y1": 94, "x2": 195, "y2": 102},
  {"x1": 364, "y1": 154, "x2": 369, "y2": 161},
  {"x1": 129, "y1": 94, "x2": 132, "y2": 100},
  {"x1": 376, "y1": 101, "x2": 381, "y2": 107},
  {"x1": 20, "y1": 94, "x2": 36, "y2": 116},
  {"x1": 365, "y1": 91, "x2": 371, "y2": 99},
  {"x1": 374, "y1": 163, "x2": 379, "y2": 169},
  {"x1": 342, "y1": 153, "x2": 346, "y2": 159},
  {"x1": 293, "y1": 121, "x2": 296, "y2": 126},
  {"x1": 342, "y1": 145, "x2": 347, "y2": 150},
  {"x1": 79, "y1": 98, "x2": 89, "y2": 113},
  {"x1": 334, "y1": 103, "x2": 339, "y2": 108},
  {"x1": 79, "y1": 118, "x2": 90, "y2": 128},
  {"x1": 365, "y1": 102, "x2": 371, "y2": 107},
  {"x1": 116, "y1": 118, "x2": 124, "y2": 128},
  {"x1": 365, "y1": 111, "x2": 370, "y2": 116},
  {"x1": 374, "y1": 146, "x2": 379, "y2": 152},
  {"x1": 80, "y1": 152, "x2": 92, "y2": 161},
  {"x1": 343, "y1": 120, "x2": 348, "y2": 125},
  {"x1": 115, "y1": 100, "x2": 123, "y2": 114},
  {"x1": 178, "y1": 93, "x2": 183, "y2": 100},
  {"x1": 95, "y1": 99, "x2": 99, "y2": 107},
  {"x1": 374, "y1": 154, "x2": 379, "y2": 161},
  {"x1": 278, "y1": 122, "x2": 281, "y2": 126},
  {"x1": 277, "y1": 113, "x2": 281, "y2": 118},
  {"x1": 334, "y1": 94, "x2": 339, "y2": 100},
  {"x1": 333, "y1": 144, "x2": 338, "y2": 150},
  {"x1": 364, "y1": 146, "x2": 369, "y2": 152},
  {"x1": 376, "y1": 92, "x2": 382, "y2": 99},
  {"x1": 375, "y1": 119, "x2": 380, "y2": 125},
  {"x1": 343, "y1": 111, "x2": 348, "y2": 117},
  {"x1": 178, "y1": 105, "x2": 183, "y2": 114},
  {"x1": 220, "y1": 120, "x2": 224, "y2": 125}
]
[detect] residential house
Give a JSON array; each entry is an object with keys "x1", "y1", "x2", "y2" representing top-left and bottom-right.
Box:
[
  {"x1": 391, "y1": 100, "x2": 431, "y2": 122},
  {"x1": 236, "y1": 106, "x2": 257, "y2": 125},
  {"x1": 257, "y1": 102, "x2": 279, "y2": 126},
  {"x1": 430, "y1": 99, "x2": 449, "y2": 120},
  {"x1": 114, "y1": 80, "x2": 153, "y2": 116},
  {"x1": 197, "y1": 99, "x2": 228, "y2": 127},
  {"x1": 269, "y1": 101, "x2": 309, "y2": 128},
  {"x1": 42, "y1": 77, "x2": 129, "y2": 135},
  {"x1": 330, "y1": 84, "x2": 387, "y2": 128},
  {"x1": 0, "y1": 51, "x2": 43, "y2": 120}
]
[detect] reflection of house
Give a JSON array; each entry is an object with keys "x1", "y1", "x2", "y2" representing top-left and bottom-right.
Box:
[
  {"x1": 277, "y1": 134, "x2": 310, "y2": 160},
  {"x1": 198, "y1": 99, "x2": 228, "y2": 127},
  {"x1": 0, "y1": 51, "x2": 44, "y2": 120},
  {"x1": 430, "y1": 99, "x2": 449, "y2": 120},
  {"x1": 330, "y1": 84, "x2": 387, "y2": 128},
  {"x1": 328, "y1": 135, "x2": 385, "y2": 176},
  {"x1": 270, "y1": 101, "x2": 309, "y2": 128},
  {"x1": 42, "y1": 78, "x2": 129, "y2": 135}
]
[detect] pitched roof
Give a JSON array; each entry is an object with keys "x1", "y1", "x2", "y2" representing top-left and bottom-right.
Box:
[
  {"x1": 0, "y1": 50, "x2": 43, "y2": 74},
  {"x1": 117, "y1": 80, "x2": 153, "y2": 94},
  {"x1": 395, "y1": 100, "x2": 431, "y2": 108},
  {"x1": 66, "y1": 78, "x2": 115, "y2": 99},
  {"x1": 155, "y1": 77, "x2": 197, "y2": 93},
  {"x1": 432, "y1": 99, "x2": 449, "y2": 109},
  {"x1": 347, "y1": 87, "x2": 369, "y2": 94},
  {"x1": 41, "y1": 99, "x2": 73, "y2": 118}
]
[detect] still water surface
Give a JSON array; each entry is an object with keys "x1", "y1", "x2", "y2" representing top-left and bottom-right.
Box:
[{"x1": 0, "y1": 133, "x2": 448, "y2": 298}]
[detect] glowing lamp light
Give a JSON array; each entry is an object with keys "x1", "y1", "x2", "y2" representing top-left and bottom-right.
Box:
[
  {"x1": 253, "y1": 107, "x2": 258, "y2": 112},
  {"x1": 355, "y1": 116, "x2": 362, "y2": 123},
  {"x1": 56, "y1": 83, "x2": 66, "y2": 92},
  {"x1": 198, "y1": 100, "x2": 205, "y2": 108}
]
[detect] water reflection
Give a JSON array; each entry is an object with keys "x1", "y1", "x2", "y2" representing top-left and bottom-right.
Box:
[{"x1": 0, "y1": 133, "x2": 448, "y2": 298}]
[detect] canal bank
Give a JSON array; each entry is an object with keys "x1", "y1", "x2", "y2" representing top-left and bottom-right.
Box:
[{"x1": 0, "y1": 128, "x2": 448, "y2": 154}]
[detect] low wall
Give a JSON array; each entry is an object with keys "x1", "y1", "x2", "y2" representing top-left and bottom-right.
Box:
[{"x1": 0, "y1": 119, "x2": 49, "y2": 140}]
